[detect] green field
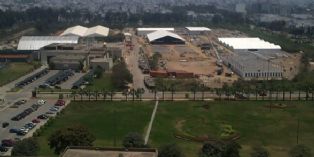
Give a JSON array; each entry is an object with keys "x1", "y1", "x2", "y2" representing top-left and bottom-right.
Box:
[
  {"x1": 85, "y1": 73, "x2": 115, "y2": 91},
  {"x1": 36, "y1": 101, "x2": 314, "y2": 157},
  {"x1": 0, "y1": 62, "x2": 38, "y2": 86}
]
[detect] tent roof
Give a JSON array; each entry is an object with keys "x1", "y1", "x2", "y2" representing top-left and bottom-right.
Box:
[
  {"x1": 218, "y1": 38, "x2": 281, "y2": 50},
  {"x1": 147, "y1": 30, "x2": 185, "y2": 42},
  {"x1": 17, "y1": 36, "x2": 79, "y2": 50},
  {"x1": 61, "y1": 25, "x2": 88, "y2": 37},
  {"x1": 84, "y1": 25, "x2": 109, "y2": 37}
]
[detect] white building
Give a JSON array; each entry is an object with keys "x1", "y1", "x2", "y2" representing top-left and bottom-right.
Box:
[
  {"x1": 219, "y1": 37, "x2": 284, "y2": 80},
  {"x1": 17, "y1": 36, "x2": 79, "y2": 51},
  {"x1": 136, "y1": 28, "x2": 175, "y2": 36},
  {"x1": 185, "y1": 27, "x2": 211, "y2": 35},
  {"x1": 61, "y1": 25, "x2": 110, "y2": 37}
]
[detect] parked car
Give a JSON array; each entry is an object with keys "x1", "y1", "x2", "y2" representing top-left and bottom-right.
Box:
[
  {"x1": 0, "y1": 146, "x2": 8, "y2": 152},
  {"x1": 37, "y1": 99, "x2": 46, "y2": 105},
  {"x1": 9, "y1": 128, "x2": 20, "y2": 133},
  {"x1": 37, "y1": 114, "x2": 48, "y2": 120},
  {"x1": 55, "y1": 100, "x2": 65, "y2": 106},
  {"x1": 1, "y1": 139, "x2": 15, "y2": 147},
  {"x1": 32, "y1": 119, "x2": 40, "y2": 123},
  {"x1": 2, "y1": 122, "x2": 9, "y2": 128}
]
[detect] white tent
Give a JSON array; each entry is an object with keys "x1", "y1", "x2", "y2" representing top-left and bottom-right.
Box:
[
  {"x1": 218, "y1": 38, "x2": 281, "y2": 50},
  {"x1": 147, "y1": 30, "x2": 185, "y2": 43},
  {"x1": 60, "y1": 25, "x2": 88, "y2": 37},
  {"x1": 84, "y1": 25, "x2": 109, "y2": 37},
  {"x1": 60, "y1": 25, "x2": 110, "y2": 37}
]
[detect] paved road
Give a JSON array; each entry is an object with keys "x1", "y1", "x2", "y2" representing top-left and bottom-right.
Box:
[{"x1": 124, "y1": 31, "x2": 148, "y2": 90}]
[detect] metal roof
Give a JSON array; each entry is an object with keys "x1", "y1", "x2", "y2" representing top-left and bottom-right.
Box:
[
  {"x1": 147, "y1": 30, "x2": 185, "y2": 42},
  {"x1": 61, "y1": 25, "x2": 109, "y2": 37},
  {"x1": 186, "y1": 27, "x2": 211, "y2": 31},
  {"x1": 137, "y1": 28, "x2": 175, "y2": 31},
  {"x1": 17, "y1": 36, "x2": 79, "y2": 50},
  {"x1": 218, "y1": 38, "x2": 281, "y2": 50}
]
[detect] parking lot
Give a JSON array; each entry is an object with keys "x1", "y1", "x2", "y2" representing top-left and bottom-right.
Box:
[{"x1": 0, "y1": 98, "x2": 67, "y2": 155}]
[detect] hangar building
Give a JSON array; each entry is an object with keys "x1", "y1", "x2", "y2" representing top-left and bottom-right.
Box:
[{"x1": 147, "y1": 30, "x2": 185, "y2": 45}]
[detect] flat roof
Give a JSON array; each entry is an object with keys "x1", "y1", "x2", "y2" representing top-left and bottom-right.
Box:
[
  {"x1": 218, "y1": 38, "x2": 281, "y2": 50},
  {"x1": 137, "y1": 28, "x2": 175, "y2": 31},
  {"x1": 186, "y1": 27, "x2": 211, "y2": 31},
  {"x1": 62, "y1": 147, "x2": 158, "y2": 157}
]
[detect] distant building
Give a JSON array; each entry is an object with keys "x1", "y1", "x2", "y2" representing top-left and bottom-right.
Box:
[
  {"x1": 136, "y1": 28, "x2": 175, "y2": 36},
  {"x1": 61, "y1": 147, "x2": 158, "y2": 157},
  {"x1": 50, "y1": 55, "x2": 86, "y2": 70},
  {"x1": 219, "y1": 37, "x2": 285, "y2": 80},
  {"x1": 147, "y1": 30, "x2": 185, "y2": 45},
  {"x1": 185, "y1": 27, "x2": 211, "y2": 35}
]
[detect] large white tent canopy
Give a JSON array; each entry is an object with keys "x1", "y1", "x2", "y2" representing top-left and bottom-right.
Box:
[
  {"x1": 218, "y1": 38, "x2": 281, "y2": 50},
  {"x1": 186, "y1": 27, "x2": 211, "y2": 31},
  {"x1": 17, "y1": 36, "x2": 79, "y2": 50},
  {"x1": 61, "y1": 25, "x2": 109, "y2": 37},
  {"x1": 147, "y1": 30, "x2": 185, "y2": 42}
]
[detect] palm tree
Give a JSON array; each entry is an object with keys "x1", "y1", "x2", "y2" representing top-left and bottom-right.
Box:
[
  {"x1": 102, "y1": 89, "x2": 108, "y2": 101},
  {"x1": 79, "y1": 89, "x2": 83, "y2": 101},
  {"x1": 122, "y1": 89, "x2": 128, "y2": 101},
  {"x1": 95, "y1": 90, "x2": 98, "y2": 101},
  {"x1": 72, "y1": 90, "x2": 76, "y2": 101},
  {"x1": 136, "y1": 88, "x2": 145, "y2": 101},
  {"x1": 170, "y1": 83, "x2": 176, "y2": 101},
  {"x1": 110, "y1": 90, "x2": 115, "y2": 101},
  {"x1": 191, "y1": 83, "x2": 199, "y2": 101}
]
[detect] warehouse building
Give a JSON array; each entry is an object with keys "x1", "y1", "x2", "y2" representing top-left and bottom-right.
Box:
[
  {"x1": 60, "y1": 25, "x2": 110, "y2": 37},
  {"x1": 137, "y1": 28, "x2": 175, "y2": 36},
  {"x1": 17, "y1": 36, "x2": 79, "y2": 51},
  {"x1": 223, "y1": 52, "x2": 283, "y2": 80},
  {"x1": 147, "y1": 30, "x2": 185, "y2": 45},
  {"x1": 186, "y1": 27, "x2": 211, "y2": 35}
]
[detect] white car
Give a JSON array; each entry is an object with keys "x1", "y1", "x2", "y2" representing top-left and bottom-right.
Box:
[{"x1": 37, "y1": 99, "x2": 46, "y2": 105}]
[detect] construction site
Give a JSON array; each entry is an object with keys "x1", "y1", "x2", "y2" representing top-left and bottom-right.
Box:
[{"x1": 130, "y1": 27, "x2": 301, "y2": 89}]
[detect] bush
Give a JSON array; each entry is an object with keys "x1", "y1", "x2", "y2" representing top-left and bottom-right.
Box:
[
  {"x1": 12, "y1": 138, "x2": 39, "y2": 156},
  {"x1": 159, "y1": 143, "x2": 184, "y2": 157},
  {"x1": 289, "y1": 145, "x2": 312, "y2": 157},
  {"x1": 251, "y1": 146, "x2": 269, "y2": 157},
  {"x1": 122, "y1": 132, "x2": 146, "y2": 148}
]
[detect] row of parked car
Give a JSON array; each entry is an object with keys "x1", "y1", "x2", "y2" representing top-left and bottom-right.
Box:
[
  {"x1": 71, "y1": 71, "x2": 94, "y2": 89},
  {"x1": 1, "y1": 100, "x2": 66, "y2": 153},
  {"x1": 39, "y1": 69, "x2": 74, "y2": 88},
  {"x1": 11, "y1": 100, "x2": 46, "y2": 121},
  {"x1": 15, "y1": 68, "x2": 49, "y2": 88}
]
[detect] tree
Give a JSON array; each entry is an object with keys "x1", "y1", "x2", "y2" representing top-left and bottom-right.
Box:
[
  {"x1": 48, "y1": 124, "x2": 95, "y2": 154},
  {"x1": 222, "y1": 142, "x2": 241, "y2": 157},
  {"x1": 94, "y1": 66, "x2": 104, "y2": 79},
  {"x1": 159, "y1": 143, "x2": 184, "y2": 157},
  {"x1": 122, "y1": 132, "x2": 145, "y2": 148},
  {"x1": 251, "y1": 146, "x2": 269, "y2": 157},
  {"x1": 111, "y1": 60, "x2": 133, "y2": 89},
  {"x1": 12, "y1": 138, "x2": 39, "y2": 156},
  {"x1": 200, "y1": 142, "x2": 223, "y2": 157},
  {"x1": 289, "y1": 145, "x2": 312, "y2": 157}
]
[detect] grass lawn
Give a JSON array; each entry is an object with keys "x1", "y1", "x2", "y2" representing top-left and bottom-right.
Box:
[
  {"x1": 0, "y1": 62, "x2": 37, "y2": 86},
  {"x1": 85, "y1": 73, "x2": 115, "y2": 91},
  {"x1": 36, "y1": 101, "x2": 154, "y2": 156},
  {"x1": 36, "y1": 101, "x2": 314, "y2": 157}
]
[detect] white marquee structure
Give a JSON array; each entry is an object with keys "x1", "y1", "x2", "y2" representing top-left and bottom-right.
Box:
[
  {"x1": 60, "y1": 25, "x2": 110, "y2": 37},
  {"x1": 17, "y1": 36, "x2": 79, "y2": 51}
]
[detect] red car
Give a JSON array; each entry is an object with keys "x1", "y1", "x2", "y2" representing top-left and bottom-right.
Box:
[
  {"x1": 1, "y1": 139, "x2": 15, "y2": 147},
  {"x1": 55, "y1": 100, "x2": 65, "y2": 106},
  {"x1": 32, "y1": 119, "x2": 40, "y2": 123}
]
